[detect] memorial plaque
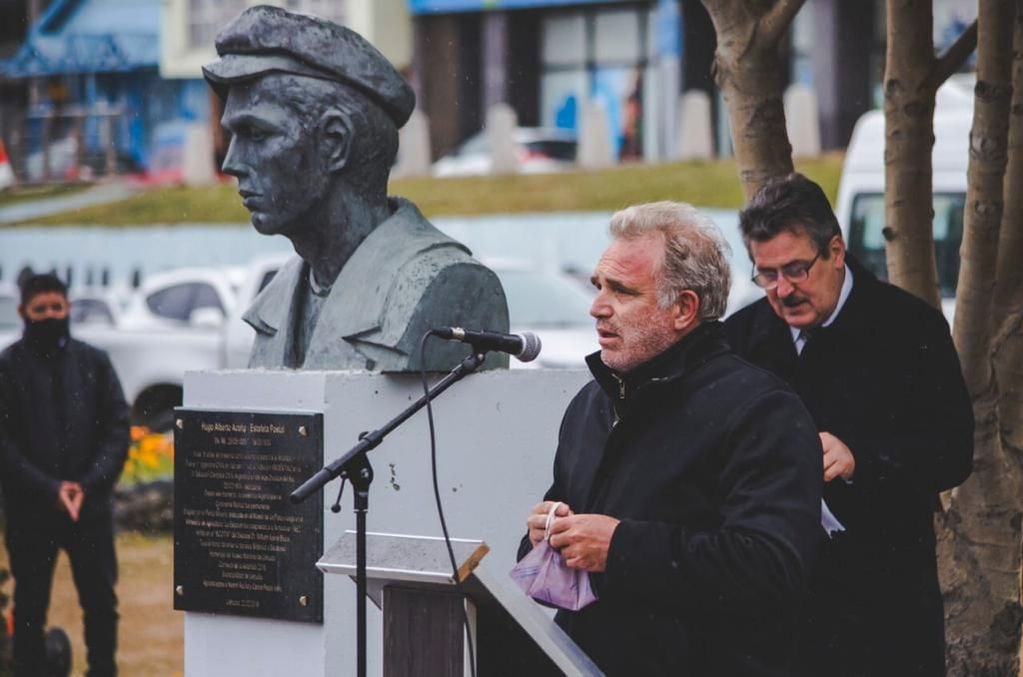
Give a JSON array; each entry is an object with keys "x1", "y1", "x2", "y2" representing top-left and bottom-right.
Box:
[{"x1": 173, "y1": 409, "x2": 324, "y2": 623}]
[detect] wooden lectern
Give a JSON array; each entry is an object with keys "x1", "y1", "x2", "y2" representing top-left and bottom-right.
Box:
[{"x1": 318, "y1": 531, "x2": 603, "y2": 677}]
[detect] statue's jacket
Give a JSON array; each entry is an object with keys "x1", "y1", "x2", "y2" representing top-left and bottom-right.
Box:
[{"x1": 243, "y1": 198, "x2": 510, "y2": 371}]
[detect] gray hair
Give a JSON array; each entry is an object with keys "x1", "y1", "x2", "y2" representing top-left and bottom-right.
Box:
[{"x1": 609, "y1": 201, "x2": 732, "y2": 320}]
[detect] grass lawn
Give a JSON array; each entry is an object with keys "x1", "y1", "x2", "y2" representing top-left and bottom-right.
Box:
[
  {"x1": 14, "y1": 154, "x2": 844, "y2": 226},
  {"x1": 0, "y1": 531, "x2": 181, "y2": 676}
]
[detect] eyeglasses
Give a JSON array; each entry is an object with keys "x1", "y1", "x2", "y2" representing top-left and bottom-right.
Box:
[{"x1": 751, "y1": 253, "x2": 820, "y2": 290}]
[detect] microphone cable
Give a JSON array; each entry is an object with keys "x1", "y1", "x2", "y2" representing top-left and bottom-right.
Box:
[{"x1": 418, "y1": 331, "x2": 478, "y2": 677}]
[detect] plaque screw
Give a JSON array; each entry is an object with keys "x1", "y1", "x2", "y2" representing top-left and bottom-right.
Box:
[
  {"x1": 175, "y1": 585, "x2": 184, "y2": 596},
  {"x1": 175, "y1": 419, "x2": 184, "y2": 430},
  {"x1": 298, "y1": 426, "x2": 307, "y2": 437},
  {"x1": 299, "y1": 595, "x2": 310, "y2": 607}
]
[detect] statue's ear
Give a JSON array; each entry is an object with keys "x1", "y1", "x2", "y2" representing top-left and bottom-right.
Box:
[{"x1": 319, "y1": 110, "x2": 353, "y2": 173}]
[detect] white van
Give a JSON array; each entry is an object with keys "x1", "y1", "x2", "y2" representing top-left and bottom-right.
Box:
[{"x1": 835, "y1": 75, "x2": 974, "y2": 319}]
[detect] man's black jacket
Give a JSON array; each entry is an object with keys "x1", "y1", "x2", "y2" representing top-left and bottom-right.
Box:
[
  {"x1": 0, "y1": 337, "x2": 130, "y2": 524},
  {"x1": 723, "y1": 256, "x2": 974, "y2": 674},
  {"x1": 519, "y1": 322, "x2": 823, "y2": 676}
]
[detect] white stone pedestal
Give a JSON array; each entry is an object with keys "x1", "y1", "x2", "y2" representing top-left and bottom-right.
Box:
[{"x1": 181, "y1": 368, "x2": 590, "y2": 677}]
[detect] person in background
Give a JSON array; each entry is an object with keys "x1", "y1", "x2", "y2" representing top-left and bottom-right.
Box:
[
  {"x1": 724, "y1": 173, "x2": 974, "y2": 676},
  {"x1": 0, "y1": 273, "x2": 129, "y2": 676}
]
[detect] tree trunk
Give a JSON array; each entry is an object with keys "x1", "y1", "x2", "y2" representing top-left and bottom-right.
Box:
[
  {"x1": 993, "y1": 4, "x2": 1023, "y2": 327},
  {"x1": 701, "y1": 0, "x2": 804, "y2": 200},
  {"x1": 882, "y1": 2, "x2": 976, "y2": 307},
  {"x1": 939, "y1": 2, "x2": 1020, "y2": 675},
  {"x1": 992, "y1": 11, "x2": 1023, "y2": 526},
  {"x1": 883, "y1": 0, "x2": 939, "y2": 306}
]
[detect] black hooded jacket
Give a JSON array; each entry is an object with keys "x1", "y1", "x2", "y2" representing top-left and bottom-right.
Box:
[
  {"x1": 0, "y1": 336, "x2": 130, "y2": 524},
  {"x1": 519, "y1": 321, "x2": 823, "y2": 676}
]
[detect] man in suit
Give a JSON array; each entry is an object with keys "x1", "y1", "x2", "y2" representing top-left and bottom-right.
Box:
[
  {"x1": 203, "y1": 6, "x2": 508, "y2": 370},
  {"x1": 724, "y1": 173, "x2": 974, "y2": 676},
  {"x1": 0, "y1": 273, "x2": 130, "y2": 676}
]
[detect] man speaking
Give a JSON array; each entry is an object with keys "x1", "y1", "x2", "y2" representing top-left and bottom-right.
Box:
[{"x1": 519, "y1": 201, "x2": 823, "y2": 675}]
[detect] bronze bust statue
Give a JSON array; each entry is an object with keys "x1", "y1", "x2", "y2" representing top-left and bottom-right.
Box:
[{"x1": 203, "y1": 5, "x2": 509, "y2": 370}]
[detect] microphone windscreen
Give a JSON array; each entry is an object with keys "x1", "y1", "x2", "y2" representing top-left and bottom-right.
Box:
[{"x1": 518, "y1": 332, "x2": 542, "y2": 363}]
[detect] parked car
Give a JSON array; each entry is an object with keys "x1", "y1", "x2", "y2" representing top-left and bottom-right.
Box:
[
  {"x1": 431, "y1": 127, "x2": 578, "y2": 178},
  {"x1": 486, "y1": 260, "x2": 598, "y2": 369},
  {"x1": 118, "y1": 267, "x2": 238, "y2": 330},
  {"x1": 74, "y1": 267, "x2": 244, "y2": 432},
  {"x1": 69, "y1": 287, "x2": 130, "y2": 326}
]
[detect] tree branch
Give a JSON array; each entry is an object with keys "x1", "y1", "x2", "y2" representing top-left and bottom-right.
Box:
[
  {"x1": 927, "y1": 20, "x2": 978, "y2": 92},
  {"x1": 761, "y1": 0, "x2": 807, "y2": 45},
  {"x1": 700, "y1": 0, "x2": 745, "y2": 35}
]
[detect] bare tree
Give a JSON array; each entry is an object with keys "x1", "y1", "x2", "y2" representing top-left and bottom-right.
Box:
[
  {"x1": 701, "y1": 0, "x2": 805, "y2": 200},
  {"x1": 884, "y1": 1, "x2": 977, "y2": 307},
  {"x1": 705, "y1": 0, "x2": 1023, "y2": 671},
  {"x1": 934, "y1": 1, "x2": 1022, "y2": 674}
]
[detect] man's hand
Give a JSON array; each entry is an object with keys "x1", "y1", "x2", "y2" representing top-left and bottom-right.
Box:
[
  {"x1": 57, "y1": 481, "x2": 85, "y2": 522},
  {"x1": 526, "y1": 501, "x2": 573, "y2": 547},
  {"x1": 821, "y1": 432, "x2": 855, "y2": 482},
  {"x1": 547, "y1": 514, "x2": 620, "y2": 572}
]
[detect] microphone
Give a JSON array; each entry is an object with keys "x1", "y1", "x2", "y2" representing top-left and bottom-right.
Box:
[{"x1": 433, "y1": 327, "x2": 542, "y2": 363}]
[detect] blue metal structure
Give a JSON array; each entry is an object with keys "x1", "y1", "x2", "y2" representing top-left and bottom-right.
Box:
[
  {"x1": 1, "y1": 0, "x2": 208, "y2": 174},
  {"x1": 3, "y1": 0, "x2": 160, "y2": 77}
]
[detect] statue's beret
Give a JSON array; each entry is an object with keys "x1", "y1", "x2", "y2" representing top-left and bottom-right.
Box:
[{"x1": 202, "y1": 5, "x2": 415, "y2": 128}]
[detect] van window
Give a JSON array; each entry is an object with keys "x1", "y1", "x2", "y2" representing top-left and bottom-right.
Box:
[{"x1": 847, "y1": 193, "x2": 964, "y2": 298}]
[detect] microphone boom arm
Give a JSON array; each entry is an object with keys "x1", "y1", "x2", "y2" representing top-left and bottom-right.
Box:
[{"x1": 289, "y1": 350, "x2": 486, "y2": 504}]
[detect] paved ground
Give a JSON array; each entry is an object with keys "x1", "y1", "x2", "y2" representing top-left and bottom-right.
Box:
[{"x1": 0, "y1": 183, "x2": 136, "y2": 225}]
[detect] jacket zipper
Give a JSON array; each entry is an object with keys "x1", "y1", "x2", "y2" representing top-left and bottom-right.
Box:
[{"x1": 612, "y1": 372, "x2": 626, "y2": 400}]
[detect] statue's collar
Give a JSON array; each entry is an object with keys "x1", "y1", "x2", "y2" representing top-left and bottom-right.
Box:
[{"x1": 243, "y1": 197, "x2": 438, "y2": 337}]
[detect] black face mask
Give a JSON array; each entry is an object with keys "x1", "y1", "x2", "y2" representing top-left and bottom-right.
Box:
[{"x1": 24, "y1": 316, "x2": 70, "y2": 354}]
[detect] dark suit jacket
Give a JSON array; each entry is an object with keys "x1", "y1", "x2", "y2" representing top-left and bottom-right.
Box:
[
  {"x1": 724, "y1": 255, "x2": 973, "y2": 676},
  {"x1": 0, "y1": 337, "x2": 130, "y2": 525}
]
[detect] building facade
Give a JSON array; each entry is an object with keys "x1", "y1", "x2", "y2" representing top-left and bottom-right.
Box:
[
  {"x1": 1, "y1": 0, "x2": 208, "y2": 180},
  {"x1": 411, "y1": 0, "x2": 978, "y2": 164},
  {"x1": 159, "y1": 0, "x2": 413, "y2": 173},
  {"x1": 160, "y1": 0, "x2": 412, "y2": 80},
  {"x1": 411, "y1": 0, "x2": 706, "y2": 162}
]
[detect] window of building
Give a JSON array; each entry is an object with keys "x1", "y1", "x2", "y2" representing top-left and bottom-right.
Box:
[
  {"x1": 540, "y1": 5, "x2": 652, "y2": 162},
  {"x1": 188, "y1": 0, "x2": 248, "y2": 51},
  {"x1": 186, "y1": 1, "x2": 345, "y2": 52},
  {"x1": 284, "y1": 0, "x2": 346, "y2": 23}
]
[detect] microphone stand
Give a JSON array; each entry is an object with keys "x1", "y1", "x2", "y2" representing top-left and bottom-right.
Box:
[{"x1": 290, "y1": 350, "x2": 487, "y2": 677}]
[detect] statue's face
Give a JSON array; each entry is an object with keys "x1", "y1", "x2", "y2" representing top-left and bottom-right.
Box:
[{"x1": 220, "y1": 75, "x2": 330, "y2": 236}]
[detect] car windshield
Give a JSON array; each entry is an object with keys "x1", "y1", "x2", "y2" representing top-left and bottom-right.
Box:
[
  {"x1": 454, "y1": 131, "x2": 576, "y2": 160},
  {"x1": 0, "y1": 295, "x2": 19, "y2": 330},
  {"x1": 495, "y1": 269, "x2": 592, "y2": 329},
  {"x1": 848, "y1": 192, "x2": 963, "y2": 297},
  {"x1": 523, "y1": 140, "x2": 576, "y2": 161},
  {"x1": 70, "y1": 298, "x2": 115, "y2": 325}
]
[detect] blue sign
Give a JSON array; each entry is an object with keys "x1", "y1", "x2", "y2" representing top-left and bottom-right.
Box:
[{"x1": 409, "y1": 0, "x2": 625, "y2": 14}]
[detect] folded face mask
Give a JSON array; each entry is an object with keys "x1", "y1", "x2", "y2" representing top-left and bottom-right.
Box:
[{"x1": 509, "y1": 501, "x2": 598, "y2": 611}]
